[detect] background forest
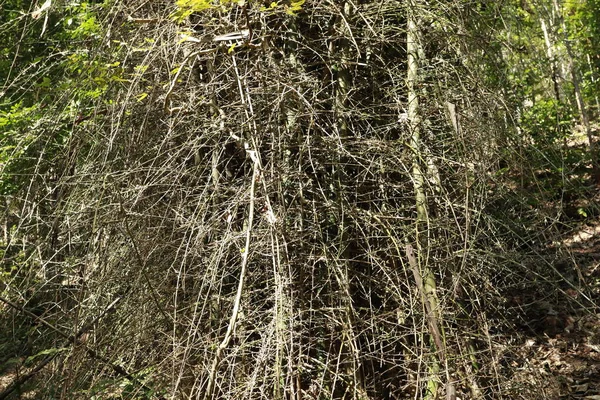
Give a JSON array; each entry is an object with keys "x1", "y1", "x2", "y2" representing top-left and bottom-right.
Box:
[{"x1": 1, "y1": 0, "x2": 600, "y2": 399}]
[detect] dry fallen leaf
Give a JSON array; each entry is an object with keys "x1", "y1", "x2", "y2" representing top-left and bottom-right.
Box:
[{"x1": 572, "y1": 383, "x2": 589, "y2": 393}]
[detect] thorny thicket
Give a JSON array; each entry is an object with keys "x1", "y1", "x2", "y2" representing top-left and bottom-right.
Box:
[{"x1": 1, "y1": 1, "x2": 594, "y2": 399}]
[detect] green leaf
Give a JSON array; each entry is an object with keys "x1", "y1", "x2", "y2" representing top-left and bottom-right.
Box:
[
  {"x1": 260, "y1": 1, "x2": 278, "y2": 11},
  {"x1": 24, "y1": 348, "x2": 67, "y2": 365},
  {"x1": 39, "y1": 77, "x2": 51, "y2": 88},
  {"x1": 176, "y1": 0, "x2": 212, "y2": 11},
  {"x1": 136, "y1": 92, "x2": 148, "y2": 102},
  {"x1": 172, "y1": 0, "x2": 214, "y2": 22},
  {"x1": 286, "y1": 0, "x2": 305, "y2": 15}
]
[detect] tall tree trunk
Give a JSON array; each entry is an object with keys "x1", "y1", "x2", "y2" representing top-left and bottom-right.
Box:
[
  {"x1": 586, "y1": 53, "x2": 600, "y2": 115},
  {"x1": 552, "y1": 0, "x2": 599, "y2": 182},
  {"x1": 540, "y1": 17, "x2": 562, "y2": 104},
  {"x1": 406, "y1": 2, "x2": 452, "y2": 399}
]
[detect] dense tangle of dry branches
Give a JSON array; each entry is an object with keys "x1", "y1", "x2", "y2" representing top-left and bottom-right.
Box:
[{"x1": 1, "y1": 1, "x2": 594, "y2": 399}]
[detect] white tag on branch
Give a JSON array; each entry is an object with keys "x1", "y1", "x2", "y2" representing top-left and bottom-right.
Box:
[
  {"x1": 244, "y1": 142, "x2": 259, "y2": 165},
  {"x1": 213, "y1": 30, "x2": 249, "y2": 42},
  {"x1": 265, "y1": 209, "x2": 277, "y2": 225},
  {"x1": 32, "y1": 0, "x2": 51, "y2": 19},
  {"x1": 247, "y1": 150, "x2": 258, "y2": 164},
  {"x1": 398, "y1": 112, "x2": 409, "y2": 124},
  {"x1": 179, "y1": 33, "x2": 203, "y2": 44}
]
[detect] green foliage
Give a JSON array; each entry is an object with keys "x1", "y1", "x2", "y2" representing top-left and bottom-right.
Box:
[
  {"x1": 559, "y1": 0, "x2": 600, "y2": 111},
  {"x1": 171, "y1": 0, "x2": 221, "y2": 22},
  {"x1": 24, "y1": 348, "x2": 67, "y2": 366},
  {"x1": 0, "y1": 0, "x2": 116, "y2": 197},
  {"x1": 285, "y1": 0, "x2": 305, "y2": 15},
  {"x1": 171, "y1": 0, "x2": 305, "y2": 22},
  {"x1": 85, "y1": 368, "x2": 163, "y2": 400},
  {"x1": 0, "y1": 103, "x2": 43, "y2": 194},
  {"x1": 71, "y1": 15, "x2": 101, "y2": 39},
  {"x1": 520, "y1": 99, "x2": 573, "y2": 145}
]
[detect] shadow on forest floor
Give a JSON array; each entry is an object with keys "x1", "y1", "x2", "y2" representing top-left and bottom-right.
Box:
[{"x1": 502, "y1": 204, "x2": 600, "y2": 399}]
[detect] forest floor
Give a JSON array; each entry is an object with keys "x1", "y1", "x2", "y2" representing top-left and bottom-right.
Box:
[{"x1": 503, "y1": 215, "x2": 600, "y2": 399}]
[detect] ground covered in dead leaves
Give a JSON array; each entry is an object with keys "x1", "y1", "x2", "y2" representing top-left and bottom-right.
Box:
[{"x1": 501, "y1": 220, "x2": 600, "y2": 400}]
